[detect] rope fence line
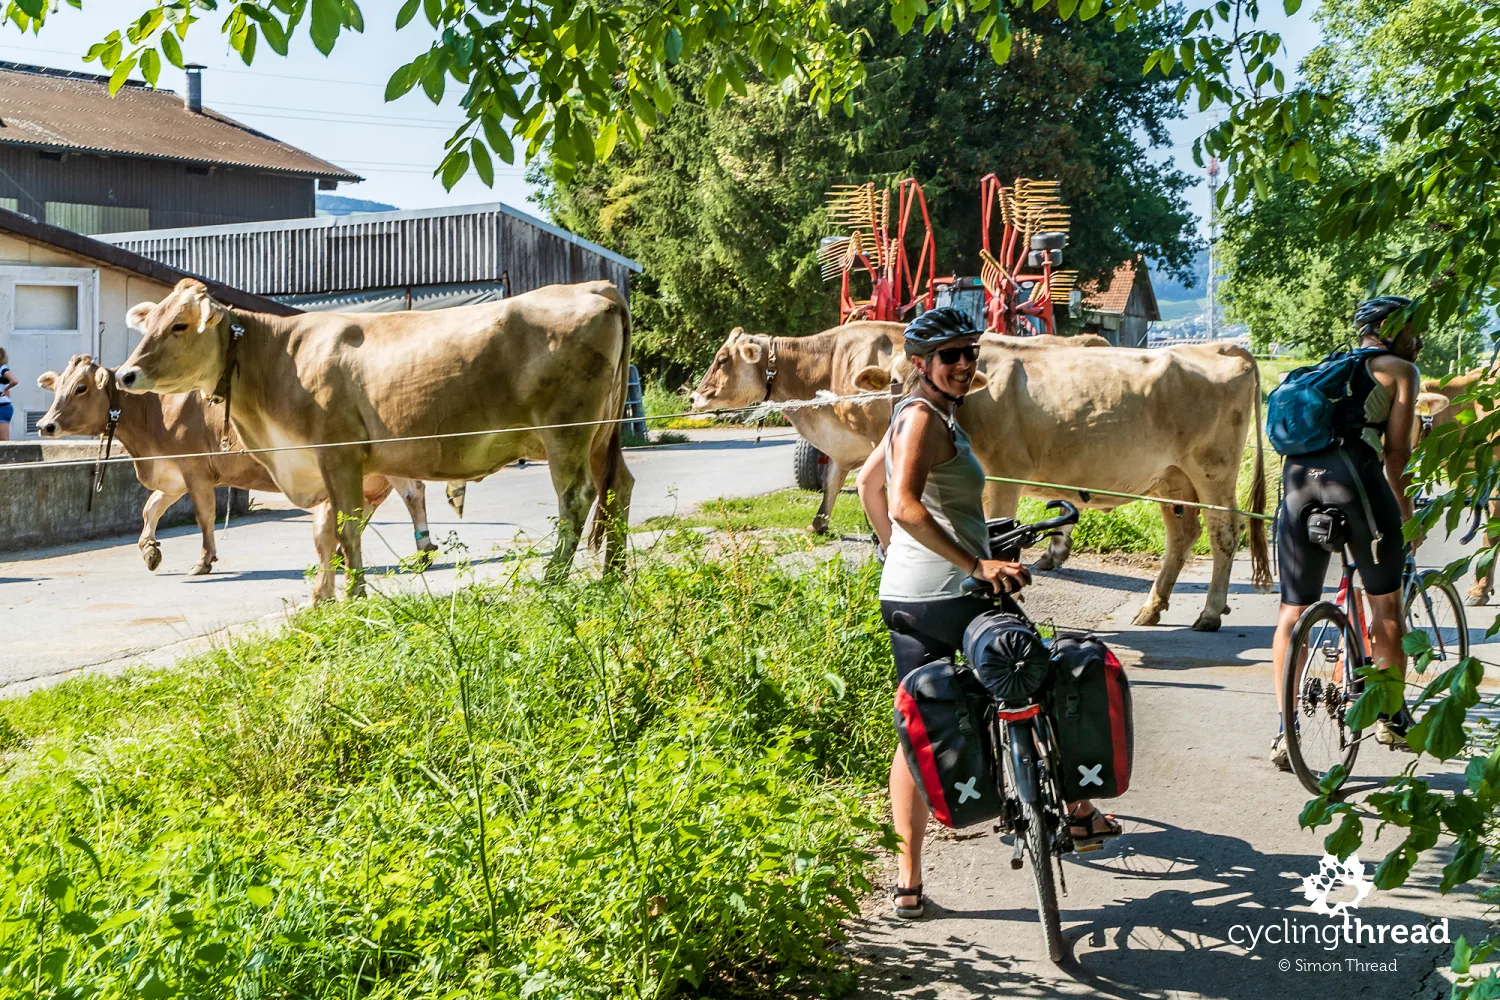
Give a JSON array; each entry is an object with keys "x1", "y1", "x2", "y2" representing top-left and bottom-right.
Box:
[
  {"x1": 983, "y1": 475, "x2": 1276, "y2": 522},
  {"x1": 0, "y1": 390, "x2": 891, "y2": 475}
]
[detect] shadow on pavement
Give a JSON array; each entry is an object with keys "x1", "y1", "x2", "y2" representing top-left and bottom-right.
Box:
[{"x1": 851, "y1": 816, "x2": 1479, "y2": 1000}]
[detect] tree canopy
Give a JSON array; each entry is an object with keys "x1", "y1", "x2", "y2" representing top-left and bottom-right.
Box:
[{"x1": 538, "y1": 0, "x2": 1199, "y2": 376}]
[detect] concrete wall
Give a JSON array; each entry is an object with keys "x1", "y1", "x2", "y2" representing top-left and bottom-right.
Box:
[{"x1": 0, "y1": 441, "x2": 247, "y2": 553}]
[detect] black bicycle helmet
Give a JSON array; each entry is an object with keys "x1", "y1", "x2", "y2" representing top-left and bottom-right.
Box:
[
  {"x1": 903, "y1": 306, "x2": 980, "y2": 355},
  {"x1": 1353, "y1": 295, "x2": 1413, "y2": 336}
]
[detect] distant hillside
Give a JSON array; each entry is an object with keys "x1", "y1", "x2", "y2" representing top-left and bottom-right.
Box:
[
  {"x1": 1150, "y1": 248, "x2": 1209, "y2": 302},
  {"x1": 316, "y1": 195, "x2": 399, "y2": 217}
]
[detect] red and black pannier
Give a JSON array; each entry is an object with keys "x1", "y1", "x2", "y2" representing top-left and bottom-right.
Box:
[
  {"x1": 1049, "y1": 633, "x2": 1133, "y2": 801},
  {"x1": 894, "y1": 659, "x2": 1002, "y2": 829}
]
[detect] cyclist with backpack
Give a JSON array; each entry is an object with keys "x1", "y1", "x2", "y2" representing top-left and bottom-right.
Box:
[
  {"x1": 1268, "y1": 296, "x2": 1423, "y2": 769},
  {"x1": 857, "y1": 307, "x2": 1120, "y2": 919}
]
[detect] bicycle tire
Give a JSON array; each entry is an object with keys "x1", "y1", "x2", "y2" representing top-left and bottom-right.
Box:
[
  {"x1": 1405, "y1": 571, "x2": 1469, "y2": 704},
  {"x1": 1284, "y1": 601, "x2": 1363, "y2": 797},
  {"x1": 1022, "y1": 799, "x2": 1065, "y2": 963}
]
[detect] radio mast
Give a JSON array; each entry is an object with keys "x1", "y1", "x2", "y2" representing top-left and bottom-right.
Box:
[{"x1": 1207, "y1": 157, "x2": 1220, "y2": 341}]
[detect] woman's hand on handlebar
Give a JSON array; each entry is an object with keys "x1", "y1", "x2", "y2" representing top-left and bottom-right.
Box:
[{"x1": 973, "y1": 558, "x2": 1031, "y2": 595}]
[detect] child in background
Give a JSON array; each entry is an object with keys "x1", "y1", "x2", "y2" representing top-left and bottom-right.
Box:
[{"x1": 0, "y1": 347, "x2": 15, "y2": 441}]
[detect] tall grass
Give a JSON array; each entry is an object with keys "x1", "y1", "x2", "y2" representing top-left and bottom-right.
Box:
[{"x1": 0, "y1": 541, "x2": 895, "y2": 998}]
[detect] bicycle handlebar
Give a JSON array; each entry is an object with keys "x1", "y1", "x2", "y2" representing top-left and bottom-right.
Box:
[{"x1": 962, "y1": 500, "x2": 1080, "y2": 596}]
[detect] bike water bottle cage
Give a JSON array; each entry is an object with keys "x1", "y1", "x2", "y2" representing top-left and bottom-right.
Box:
[{"x1": 1306, "y1": 506, "x2": 1349, "y2": 553}]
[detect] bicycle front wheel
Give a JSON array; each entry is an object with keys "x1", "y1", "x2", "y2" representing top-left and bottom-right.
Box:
[
  {"x1": 1021, "y1": 799, "x2": 1065, "y2": 963},
  {"x1": 1405, "y1": 570, "x2": 1469, "y2": 708},
  {"x1": 1283, "y1": 602, "x2": 1363, "y2": 797}
]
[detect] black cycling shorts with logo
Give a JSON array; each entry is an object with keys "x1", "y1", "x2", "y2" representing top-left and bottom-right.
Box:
[
  {"x1": 1277, "y1": 447, "x2": 1405, "y2": 605},
  {"x1": 881, "y1": 592, "x2": 1022, "y2": 683}
]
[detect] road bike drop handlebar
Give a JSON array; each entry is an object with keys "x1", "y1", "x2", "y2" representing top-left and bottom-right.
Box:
[{"x1": 962, "y1": 500, "x2": 1081, "y2": 595}]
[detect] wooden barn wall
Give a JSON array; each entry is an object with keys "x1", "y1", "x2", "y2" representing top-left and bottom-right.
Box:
[
  {"x1": 0, "y1": 146, "x2": 316, "y2": 231},
  {"x1": 502, "y1": 213, "x2": 630, "y2": 298}
]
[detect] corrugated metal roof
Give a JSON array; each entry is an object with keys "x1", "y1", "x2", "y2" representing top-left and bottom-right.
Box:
[
  {"x1": 0, "y1": 206, "x2": 299, "y2": 315},
  {"x1": 0, "y1": 62, "x2": 359, "y2": 181},
  {"x1": 99, "y1": 202, "x2": 643, "y2": 298}
]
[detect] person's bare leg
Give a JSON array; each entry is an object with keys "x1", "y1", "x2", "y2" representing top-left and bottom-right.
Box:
[
  {"x1": 1271, "y1": 603, "x2": 1309, "y2": 709},
  {"x1": 1366, "y1": 589, "x2": 1407, "y2": 693},
  {"x1": 890, "y1": 749, "x2": 927, "y2": 908},
  {"x1": 0, "y1": 420, "x2": 10, "y2": 441}
]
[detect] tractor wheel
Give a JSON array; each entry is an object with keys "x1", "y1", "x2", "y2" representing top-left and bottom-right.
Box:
[{"x1": 794, "y1": 438, "x2": 829, "y2": 492}]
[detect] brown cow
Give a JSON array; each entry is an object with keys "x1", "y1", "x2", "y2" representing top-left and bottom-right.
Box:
[
  {"x1": 1418, "y1": 368, "x2": 1500, "y2": 605},
  {"x1": 114, "y1": 279, "x2": 633, "y2": 601},
  {"x1": 856, "y1": 341, "x2": 1271, "y2": 631},
  {"x1": 690, "y1": 324, "x2": 1108, "y2": 533},
  {"x1": 36, "y1": 354, "x2": 438, "y2": 574}
]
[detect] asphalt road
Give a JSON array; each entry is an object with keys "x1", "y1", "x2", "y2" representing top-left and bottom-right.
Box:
[
  {"x1": 0, "y1": 428, "x2": 799, "y2": 693},
  {"x1": 851, "y1": 524, "x2": 1497, "y2": 1000}
]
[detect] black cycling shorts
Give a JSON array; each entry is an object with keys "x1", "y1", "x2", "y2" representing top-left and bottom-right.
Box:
[
  {"x1": 1277, "y1": 447, "x2": 1405, "y2": 605},
  {"x1": 881, "y1": 592, "x2": 1017, "y2": 683}
]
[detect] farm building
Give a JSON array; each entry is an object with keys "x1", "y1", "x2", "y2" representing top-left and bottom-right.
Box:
[
  {"x1": 0, "y1": 207, "x2": 295, "y2": 434},
  {"x1": 1077, "y1": 259, "x2": 1160, "y2": 347},
  {"x1": 101, "y1": 203, "x2": 642, "y2": 312},
  {"x1": 0, "y1": 62, "x2": 356, "y2": 234}
]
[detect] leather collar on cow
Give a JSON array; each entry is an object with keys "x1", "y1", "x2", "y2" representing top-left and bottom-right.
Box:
[
  {"x1": 761, "y1": 338, "x2": 779, "y2": 402},
  {"x1": 210, "y1": 309, "x2": 247, "y2": 453},
  {"x1": 87, "y1": 369, "x2": 124, "y2": 513}
]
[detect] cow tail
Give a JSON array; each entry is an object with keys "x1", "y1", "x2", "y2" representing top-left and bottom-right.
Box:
[
  {"x1": 589, "y1": 285, "x2": 633, "y2": 566},
  {"x1": 1248, "y1": 360, "x2": 1273, "y2": 593}
]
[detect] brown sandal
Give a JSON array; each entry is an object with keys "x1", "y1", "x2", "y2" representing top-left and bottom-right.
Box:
[{"x1": 1068, "y1": 809, "x2": 1123, "y2": 847}]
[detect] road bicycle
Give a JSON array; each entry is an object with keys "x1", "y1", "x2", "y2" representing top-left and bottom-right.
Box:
[
  {"x1": 967, "y1": 500, "x2": 1086, "y2": 963},
  {"x1": 1281, "y1": 507, "x2": 1469, "y2": 796}
]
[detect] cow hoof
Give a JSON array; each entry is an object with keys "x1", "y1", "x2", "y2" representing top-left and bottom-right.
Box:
[
  {"x1": 809, "y1": 516, "x2": 830, "y2": 536},
  {"x1": 1132, "y1": 607, "x2": 1162, "y2": 627},
  {"x1": 1466, "y1": 590, "x2": 1492, "y2": 608},
  {"x1": 189, "y1": 560, "x2": 213, "y2": 576},
  {"x1": 1033, "y1": 553, "x2": 1059, "y2": 572},
  {"x1": 1191, "y1": 615, "x2": 1222, "y2": 633},
  {"x1": 142, "y1": 544, "x2": 162, "y2": 572}
]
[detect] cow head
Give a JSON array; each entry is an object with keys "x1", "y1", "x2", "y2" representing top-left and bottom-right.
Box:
[
  {"x1": 34, "y1": 355, "x2": 114, "y2": 438},
  {"x1": 691, "y1": 328, "x2": 774, "y2": 410},
  {"x1": 116, "y1": 279, "x2": 230, "y2": 395}
]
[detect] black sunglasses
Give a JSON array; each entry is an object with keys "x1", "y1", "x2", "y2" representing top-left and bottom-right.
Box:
[{"x1": 933, "y1": 344, "x2": 980, "y2": 365}]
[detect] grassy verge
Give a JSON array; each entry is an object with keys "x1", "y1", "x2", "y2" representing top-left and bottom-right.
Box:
[
  {"x1": 643, "y1": 381, "x2": 713, "y2": 430},
  {"x1": 652, "y1": 444, "x2": 1279, "y2": 560},
  {"x1": 0, "y1": 543, "x2": 895, "y2": 998},
  {"x1": 639, "y1": 490, "x2": 872, "y2": 540}
]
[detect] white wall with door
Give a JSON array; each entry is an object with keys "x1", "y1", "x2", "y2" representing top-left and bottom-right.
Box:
[{"x1": 0, "y1": 265, "x2": 98, "y2": 435}]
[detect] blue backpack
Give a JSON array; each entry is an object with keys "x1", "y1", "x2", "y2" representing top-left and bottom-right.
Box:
[{"x1": 1266, "y1": 347, "x2": 1390, "y2": 457}]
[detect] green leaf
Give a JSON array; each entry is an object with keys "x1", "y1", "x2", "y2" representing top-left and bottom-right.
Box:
[
  {"x1": 1403, "y1": 630, "x2": 1433, "y2": 656},
  {"x1": 262, "y1": 18, "x2": 289, "y2": 56},
  {"x1": 482, "y1": 116, "x2": 515, "y2": 164},
  {"x1": 1057, "y1": 0, "x2": 1080, "y2": 20},
  {"x1": 1373, "y1": 843, "x2": 1417, "y2": 889},
  {"x1": 310, "y1": 0, "x2": 342, "y2": 55},
  {"x1": 160, "y1": 31, "x2": 184, "y2": 69},
  {"x1": 823, "y1": 672, "x2": 847, "y2": 699},
  {"x1": 1324, "y1": 811, "x2": 1363, "y2": 858},
  {"x1": 68, "y1": 835, "x2": 104, "y2": 879},
  {"x1": 108, "y1": 55, "x2": 138, "y2": 95},
  {"x1": 892, "y1": 0, "x2": 920, "y2": 35},
  {"x1": 1078, "y1": 0, "x2": 1103, "y2": 19},
  {"x1": 664, "y1": 27, "x2": 683, "y2": 65},
  {"x1": 396, "y1": 0, "x2": 421, "y2": 29},
  {"x1": 1441, "y1": 841, "x2": 1485, "y2": 894},
  {"x1": 705, "y1": 71, "x2": 727, "y2": 110},
  {"x1": 246, "y1": 884, "x2": 274, "y2": 908},
  {"x1": 470, "y1": 138, "x2": 493, "y2": 187},
  {"x1": 140, "y1": 48, "x2": 160, "y2": 87},
  {"x1": 384, "y1": 59, "x2": 421, "y2": 101},
  {"x1": 239, "y1": 24, "x2": 257, "y2": 66},
  {"x1": 1454, "y1": 935, "x2": 1473, "y2": 974},
  {"x1": 594, "y1": 119, "x2": 618, "y2": 162},
  {"x1": 988, "y1": 18, "x2": 1012, "y2": 64},
  {"x1": 1283, "y1": 0, "x2": 1302, "y2": 13},
  {"x1": 421, "y1": 58, "x2": 446, "y2": 104},
  {"x1": 14, "y1": 0, "x2": 43, "y2": 16},
  {"x1": 440, "y1": 149, "x2": 470, "y2": 190}
]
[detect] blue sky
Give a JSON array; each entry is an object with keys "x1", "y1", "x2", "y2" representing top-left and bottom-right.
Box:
[{"x1": 1, "y1": 3, "x2": 1321, "y2": 235}]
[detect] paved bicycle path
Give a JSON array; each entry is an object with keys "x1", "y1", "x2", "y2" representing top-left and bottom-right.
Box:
[{"x1": 850, "y1": 541, "x2": 1494, "y2": 1000}]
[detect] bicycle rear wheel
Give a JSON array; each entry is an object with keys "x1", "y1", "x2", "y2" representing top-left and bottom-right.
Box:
[
  {"x1": 1021, "y1": 799, "x2": 1065, "y2": 963},
  {"x1": 1283, "y1": 602, "x2": 1363, "y2": 796},
  {"x1": 1404, "y1": 570, "x2": 1469, "y2": 709}
]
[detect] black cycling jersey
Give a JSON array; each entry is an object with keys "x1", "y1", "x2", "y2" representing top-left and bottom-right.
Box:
[{"x1": 1278, "y1": 445, "x2": 1405, "y2": 604}]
